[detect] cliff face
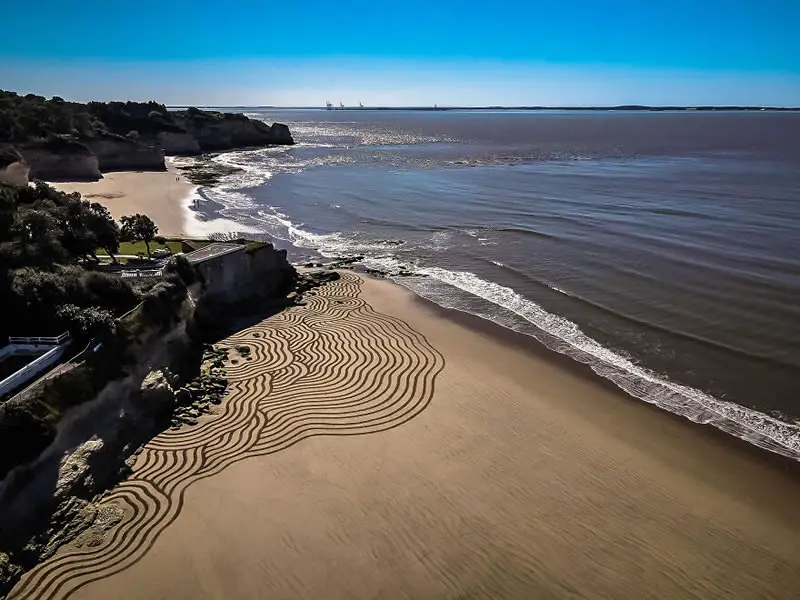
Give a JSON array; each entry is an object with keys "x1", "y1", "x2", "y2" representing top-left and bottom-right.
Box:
[
  {"x1": 20, "y1": 140, "x2": 101, "y2": 181},
  {"x1": 0, "y1": 161, "x2": 29, "y2": 186},
  {"x1": 0, "y1": 148, "x2": 29, "y2": 185},
  {"x1": 85, "y1": 137, "x2": 165, "y2": 172},
  {"x1": 172, "y1": 111, "x2": 294, "y2": 151},
  {"x1": 0, "y1": 91, "x2": 294, "y2": 181},
  {"x1": 156, "y1": 131, "x2": 202, "y2": 155}
]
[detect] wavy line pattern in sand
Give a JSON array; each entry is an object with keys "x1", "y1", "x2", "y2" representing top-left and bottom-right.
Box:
[{"x1": 9, "y1": 273, "x2": 444, "y2": 600}]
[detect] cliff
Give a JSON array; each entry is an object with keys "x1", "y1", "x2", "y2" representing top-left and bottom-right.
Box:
[
  {"x1": 19, "y1": 138, "x2": 101, "y2": 181},
  {"x1": 85, "y1": 137, "x2": 165, "y2": 172},
  {"x1": 0, "y1": 91, "x2": 294, "y2": 181},
  {"x1": 0, "y1": 147, "x2": 29, "y2": 186},
  {"x1": 0, "y1": 246, "x2": 306, "y2": 594},
  {"x1": 172, "y1": 109, "x2": 294, "y2": 151},
  {"x1": 156, "y1": 131, "x2": 202, "y2": 155}
]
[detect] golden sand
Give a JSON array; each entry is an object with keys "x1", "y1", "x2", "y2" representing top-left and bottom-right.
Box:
[
  {"x1": 48, "y1": 162, "x2": 195, "y2": 238},
  {"x1": 9, "y1": 273, "x2": 800, "y2": 600}
]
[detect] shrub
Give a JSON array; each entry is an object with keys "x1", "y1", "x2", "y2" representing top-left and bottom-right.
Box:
[
  {"x1": 164, "y1": 254, "x2": 198, "y2": 286},
  {"x1": 56, "y1": 304, "x2": 116, "y2": 339},
  {"x1": 81, "y1": 271, "x2": 139, "y2": 312}
]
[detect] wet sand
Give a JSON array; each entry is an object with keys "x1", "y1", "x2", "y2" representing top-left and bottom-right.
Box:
[
  {"x1": 9, "y1": 273, "x2": 800, "y2": 600},
  {"x1": 48, "y1": 161, "x2": 195, "y2": 238}
]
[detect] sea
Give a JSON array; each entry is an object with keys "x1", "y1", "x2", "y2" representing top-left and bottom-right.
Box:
[{"x1": 176, "y1": 109, "x2": 800, "y2": 460}]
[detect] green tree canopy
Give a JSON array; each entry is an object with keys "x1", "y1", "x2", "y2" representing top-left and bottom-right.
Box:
[{"x1": 120, "y1": 213, "x2": 158, "y2": 257}]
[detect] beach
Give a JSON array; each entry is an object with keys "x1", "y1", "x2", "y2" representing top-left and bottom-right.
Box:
[
  {"x1": 48, "y1": 161, "x2": 195, "y2": 238},
  {"x1": 9, "y1": 272, "x2": 800, "y2": 600}
]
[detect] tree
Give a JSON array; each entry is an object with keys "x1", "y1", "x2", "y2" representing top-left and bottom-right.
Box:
[
  {"x1": 120, "y1": 213, "x2": 158, "y2": 257},
  {"x1": 86, "y1": 203, "x2": 120, "y2": 262}
]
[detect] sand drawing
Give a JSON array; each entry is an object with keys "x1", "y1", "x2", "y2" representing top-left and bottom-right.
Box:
[{"x1": 9, "y1": 273, "x2": 445, "y2": 600}]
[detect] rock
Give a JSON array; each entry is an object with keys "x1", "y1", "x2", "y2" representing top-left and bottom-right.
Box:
[
  {"x1": 175, "y1": 387, "x2": 191, "y2": 404},
  {"x1": 236, "y1": 345, "x2": 251, "y2": 355},
  {"x1": 85, "y1": 137, "x2": 165, "y2": 172},
  {"x1": 0, "y1": 147, "x2": 30, "y2": 186},
  {"x1": 140, "y1": 370, "x2": 176, "y2": 412},
  {"x1": 172, "y1": 111, "x2": 294, "y2": 151},
  {"x1": 0, "y1": 552, "x2": 24, "y2": 595},
  {"x1": 55, "y1": 440, "x2": 105, "y2": 501},
  {"x1": 156, "y1": 131, "x2": 201, "y2": 155},
  {"x1": 20, "y1": 138, "x2": 101, "y2": 181}
]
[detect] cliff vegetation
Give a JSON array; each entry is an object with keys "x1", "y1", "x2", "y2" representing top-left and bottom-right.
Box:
[{"x1": 0, "y1": 91, "x2": 294, "y2": 180}]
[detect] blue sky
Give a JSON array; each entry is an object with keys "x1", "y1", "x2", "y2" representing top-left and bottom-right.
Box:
[{"x1": 1, "y1": 0, "x2": 798, "y2": 105}]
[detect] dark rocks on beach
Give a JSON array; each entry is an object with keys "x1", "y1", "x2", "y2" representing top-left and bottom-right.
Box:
[
  {"x1": 176, "y1": 158, "x2": 245, "y2": 186},
  {"x1": 170, "y1": 345, "x2": 229, "y2": 428},
  {"x1": 289, "y1": 270, "x2": 341, "y2": 305}
]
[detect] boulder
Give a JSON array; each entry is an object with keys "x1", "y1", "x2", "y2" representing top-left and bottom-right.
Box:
[
  {"x1": 0, "y1": 147, "x2": 30, "y2": 186},
  {"x1": 139, "y1": 370, "x2": 176, "y2": 413}
]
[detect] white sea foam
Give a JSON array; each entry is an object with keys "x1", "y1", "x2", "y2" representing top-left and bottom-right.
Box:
[
  {"x1": 177, "y1": 150, "x2": 800, "y2": 462},
  {"x1": 403, "y1": 268, "x2": 800, "y2": 460}
]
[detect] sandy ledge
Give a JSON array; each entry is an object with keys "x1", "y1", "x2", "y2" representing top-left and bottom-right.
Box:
[
  {"x1": 8, "y1": 273, "x2": 800, "y2": 600},
  {"x1": 48, "y1": 161, "x2": 196, "y2": 238}
]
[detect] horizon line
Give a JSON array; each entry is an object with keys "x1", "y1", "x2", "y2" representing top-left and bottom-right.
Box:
[
  {"x1": 165, "y1": 104, "x2": 800, "y2": 111},
  {"x1": 165, "y1": 104, "x2": 800, "y2": 112}
]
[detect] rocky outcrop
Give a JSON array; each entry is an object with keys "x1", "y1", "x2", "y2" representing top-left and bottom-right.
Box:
[
  {"x1": 0, "y1": 148, "x2": 30, "y2": 186},
  {"x1": 85, "y1": 137, "x2": 165, "y2": 172},
  {"x1": 155, "y1": 131, "x2": 201, "y2": 155},
  {"x1": 1, "y1": 92, "x2": 294, "y2": 181},
  {"x1": 0, "y1": 161, "x2": 29, "y2": 186},
  {"x1": 20, "y1": 140, "x2": 101, "y2": 181},
  {"x1": 172, "y1": 110, "x2": 294, "y2": 151},
  {"x1": 12, "y1": 117, "x2": 292, "y2": 181}
]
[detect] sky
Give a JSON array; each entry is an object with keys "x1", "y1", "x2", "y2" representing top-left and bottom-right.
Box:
[{"x1": 1, "y1": 0, "x2": 798, "y2": 106}]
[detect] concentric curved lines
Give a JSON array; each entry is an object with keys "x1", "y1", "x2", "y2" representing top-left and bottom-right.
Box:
[{"x1": 9, "y1": 273, "x2": 445, "y2": 600}]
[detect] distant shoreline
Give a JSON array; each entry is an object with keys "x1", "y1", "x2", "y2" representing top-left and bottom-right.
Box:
[{"x1": 169, "y1": 105, "x2": 800, "y2": 112}]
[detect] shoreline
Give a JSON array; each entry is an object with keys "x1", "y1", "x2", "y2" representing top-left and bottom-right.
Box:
[
  {"x1": 387, "y1": 273, "x2": 800, "y2": 474},
  {"x1": 48, "y1": 161, "x2": 197, "y2": 238},
  {"x1": 46, "y1": 161, "x2": 800, "y2": 463},
  {"x1": 12, "y1": 270, "x2": 798, "y2": 599},
  {"x1": 381, "y1": 274, "x2": 800, "y2": 463}
]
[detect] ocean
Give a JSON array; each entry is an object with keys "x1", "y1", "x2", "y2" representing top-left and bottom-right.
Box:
[{"x1": 178, "y1": 109, "x2": 800, "y2": 460}]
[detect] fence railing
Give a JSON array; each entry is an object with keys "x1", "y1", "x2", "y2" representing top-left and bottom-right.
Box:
[
  {"x1": 0, "y1": 345, "x2": 68, "y2": 398},
  {"x1": 7, "y1": 332, "x2": 70, "y2": 345},
  {"x1": 119, "y1": 269, "x2": 164, "y2": 279}
]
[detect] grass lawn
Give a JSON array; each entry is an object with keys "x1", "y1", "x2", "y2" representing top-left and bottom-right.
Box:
[{"x1": 97, "y1": 240, "x2": 184, "y2": 256}]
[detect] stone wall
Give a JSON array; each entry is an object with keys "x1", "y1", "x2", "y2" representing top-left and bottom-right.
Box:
[{"x1": 195, "y1": 244, "x2": 296, "y2": 304}]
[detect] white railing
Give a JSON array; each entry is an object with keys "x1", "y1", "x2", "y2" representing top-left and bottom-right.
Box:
[
  {"x1": 7, "y1": 332, "x2": 70, "y2": 345},
  {"x1": 0, "y1": 345, "x2": 68, "y2": 398},
  {"x1": 119, "y1": 269, "x2": 164, "y2": 279}
]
